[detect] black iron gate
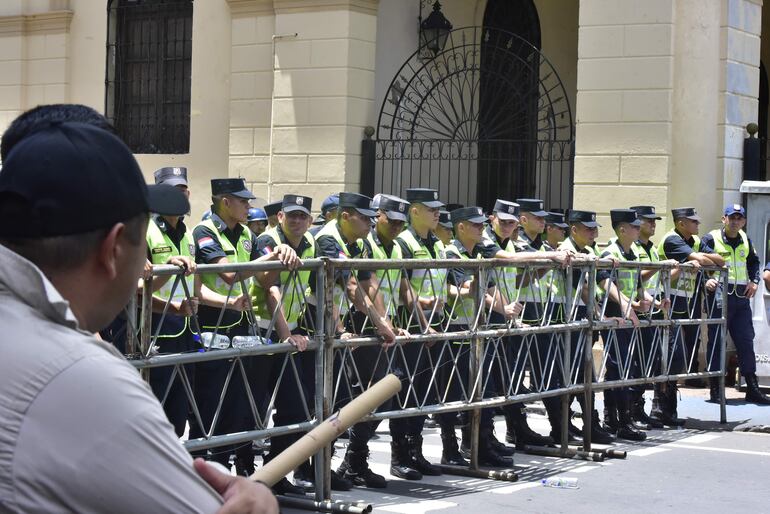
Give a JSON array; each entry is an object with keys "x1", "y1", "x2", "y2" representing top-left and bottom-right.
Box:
[{"x1": 361, "y1": 26, "x2": 574, "y2": 211}]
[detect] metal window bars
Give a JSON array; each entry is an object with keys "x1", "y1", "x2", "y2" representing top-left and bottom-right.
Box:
[{"x1": 125, "y1": 257, "x2": 727, "y2": 504}]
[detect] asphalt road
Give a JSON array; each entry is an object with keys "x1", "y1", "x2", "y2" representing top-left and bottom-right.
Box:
[{"x1": 281, "y1": 386, "x2": 770, "y2": 513}]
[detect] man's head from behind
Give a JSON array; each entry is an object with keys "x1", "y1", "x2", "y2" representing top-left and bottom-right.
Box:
[{"x1": 0, "y1": 122, "x2": 182, "y2": 332}]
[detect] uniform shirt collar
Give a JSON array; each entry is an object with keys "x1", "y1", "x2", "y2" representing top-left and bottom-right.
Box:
[
  {"x1": 275, "y1": 224, "x2": 311, "y2": 253},
  {"x1": 211, "y1": 212, "x2": 244, "y2": 238},
  {"x1": 486, "y1": 225, "x2": 508, "y2": 248},
  {"x1": 408, "y1": 225, "x2": 439, "y2": 247},
  {"x1": 154, "y1": 214, "x2": 186, "y2": 235}
]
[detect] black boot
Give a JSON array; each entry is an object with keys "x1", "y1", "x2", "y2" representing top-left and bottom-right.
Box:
[
  {"x1": 632, "y1": 390, "x2": 663, "y2": 428},
  {"x1": 651, "y1": 383, "x2": 685, "y2": 427},
  {"x1": 408, "y1": 435, "x2": 442, "y2": 476},
  {"x1": 338, "y1": 446, "x2": 386, "y2": 488},
  {"x1": 745, "y1": 373, "x2": 770, "y2": 405},
  {"x1": 440, "y1": 427, "x2": 469, "y2": 466},
  {"x1": 489, "y1": 427, "x2": 516, "y2": 456},
  {"x1": 707, "y1": 377, "x2": 720, "y2": 403},
  {"x1": 546, "y1": 401, "x2": 580, "y2": 444},
  {"x1": 603, "y1": 393, "x2": 619, "y2": 435},
  {"x1": 504, "y1": 406, "x2": 554, "y2": 448},
  {"x1": 615, "y1": 394, "x2": 647, "y2": 442},
  {"x1": 389, "y1": 437, "x2": 422, "y2": 480},
  {"x1": 460, "y1": 427, "x2": 512, "y2": 467},
  {"x1": 587, "y1": 409, "x2": 615, "y2": 444}
]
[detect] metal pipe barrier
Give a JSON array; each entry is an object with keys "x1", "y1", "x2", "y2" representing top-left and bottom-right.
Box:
[{"x1": 121, "y1": 256, "x2": 727, "y2": 504}]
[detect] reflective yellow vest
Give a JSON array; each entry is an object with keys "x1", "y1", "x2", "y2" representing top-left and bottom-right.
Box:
[
  {"x1": 709, "y1": 229, "x2": 749, "y2": 286},
  {"x1": 362, "y1": 231, "x2": 403, "y2": 317},
  {"x1": 445, "y1": 241, "x2": 478, "y2": 326},
  {"x1": 658, "y1": 230, "x2": 701, "y2": 297}
]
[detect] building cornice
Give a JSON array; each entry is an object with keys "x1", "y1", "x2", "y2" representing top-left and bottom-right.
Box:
[{"x1": 0, "y1": 10, "x2": 73, "y2": 36}]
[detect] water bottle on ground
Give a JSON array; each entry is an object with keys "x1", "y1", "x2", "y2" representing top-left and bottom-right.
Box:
[{"x1": 541, "y1": 476, "x2": 579, "y2": 489}]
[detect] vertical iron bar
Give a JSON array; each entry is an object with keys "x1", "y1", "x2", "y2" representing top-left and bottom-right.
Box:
[
  {"x1": 140, "y1": 275, "x2": 153, "y2": 381},
  {"x1": 320, "y1": 260, "x2": 336, "y2": 500},
  {"x1": 313, "y1": 261, "x2": 328, "y2": 502},
  {"x1": 125, "y1": 293, "x2": 138, "y2": 355},
  {"x1": 561, "y1": 264, "x2": 572, "y2": 456},
  {"x1": 583, "y1": 263, "x2": 596, "y2": 451},
  {"x1": 468, "y1": 265, "x2": 485, "y2": 470},
  {"x1": 719, "y1": 268, "x2": 728, "y2": 424}
]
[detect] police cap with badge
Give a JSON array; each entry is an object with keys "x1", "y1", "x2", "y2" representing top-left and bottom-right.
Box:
[
  {"x1": 493, "y1": 199, "x2": 520, "y2": 221},
  {"x1": 282, "y1": 194, "x2": 313, "y2": 215},
  {"x1": 450, "y1": 206, "x2": 487, "y2": 224},
  {"x1": 568, "y1": 210, "x2": 601, "y2": 228},
  {"x1": 438, "y1": 210, "x2": 452, "y2": 228},
  {"x1": 671, "y1": 207, "x2": 701, "y2": 221},
  {"x1": 610, "y1": 209, "x2": 641, "y2": 228},
  {"x1": 406, "y1": 188, "x2": 444, "y2": 208},
  {"x1": 630, "y1": 205, "x2": 662, "y2": 220},
  {"x1": 154, "y1": 166, "x2": 188, "y2": 187},
  {"x1": 545, "y1": 212, "x2": 568, "y2": 228},
  {"x1": 264, "y1": 200, "x2": 282, "y2": 218},
  {"x1": 378, "y1": 195, "x2": 410, "y2": 222},
  {"x1": 516, "y1": 198, "x2": 548, "y2": 217},
  {"x1": 211, "y1": 178, "x2": 255, "y2": 199},
  {"x1": 339, "y1": 192, "x2": 376, "y2": 217}
]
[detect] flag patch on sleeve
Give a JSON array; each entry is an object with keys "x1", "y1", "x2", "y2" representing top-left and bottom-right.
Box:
[{"x1": 198, "y1": 237, "x2": 215, "y2": 248}]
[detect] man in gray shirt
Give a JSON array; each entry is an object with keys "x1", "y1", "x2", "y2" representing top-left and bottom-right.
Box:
[{"x1": 0, "y1": 119, "x2": 277, "y2": 513}]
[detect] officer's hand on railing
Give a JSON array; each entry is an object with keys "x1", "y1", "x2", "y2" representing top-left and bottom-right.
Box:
[
  {"x1": 424, "y1": 326, "x2": 438, "y2": 347},
  {"x1": 193, "y1": 458, "x2": 279, "y2": 514},
  {"x1": 685, "y1": 260, "x2": 701, "y2": 269},
  {"x1": 167, "y1": 255, "x2": 196, "y2": 275},
  {"x1": 285, "y1": 333, "x2": 308, "y2": 351},
  {"x1": 746, "y1": 282, "x2": 758, "y2": 299},
  {"x1": 549, "y1": 250, "x2": 571, "y2": 267},
  {"x1": 661, "y1": 259, "x2": 679, "y2": 269},
  {"x1": 228, "y1": 294, "x2": 252, "y2": 312},
  {"x1": 273, "y1": 244, "x2": 300, "y2": 269},
  {"x1": 171, "y1": 297, "x2": 199, "y2": 316},
  {"x1": 396, "y1": 327, "x2": 411, "y2": 340},
  {"x1": 376, "y1": 323, "x2": 397, "y2": 348},
  {"x1": 504, "y1": 301, "x2": 523, "y2": 320},
  {"x1": 705, "y1": 278, "x2": 719, "y2": 293},
  {"x1": 632, "y1": 298, "x2": 651, "y2": 313},
  {"x1": 142, "y1": 259, "x2": 153, "y2": 281},
  {"x1": 656, "y1": 297, "x2": 671, "y2": 311}
]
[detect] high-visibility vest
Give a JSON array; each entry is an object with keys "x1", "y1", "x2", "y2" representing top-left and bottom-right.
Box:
[
  {"x1": 634, "y1": 240, "x2": 661, "y2": 297},
  {"x1": 603, "y1": 240, "x2": 639, "y2": 301},
  {"x1": 486, "y1": 228, "x2": 518, "y2": 303},
  {"x1": 516, "y1": 233, "x2": 550, "y2": 304},
  {"x1": 709, "y1": 229, "x2": 749, "y2": 286},
  {"x1": 250, "y1": 227, "x2": 315, "y2": 329},
  {"x1": 196, "y1": 217, "x2": 253, "y2": 329},
  {"x1": 396, "y1": 229, "x2": 448, "y2": 306},
  {"x1": 556, "y1": 237, "x2": 599, "y2": 307},
  {"x1": 445, "y1": 242, "x2": 478, "y2": 326},
  {"x1": 658, "y1": 230, "x2": 701, "y2": 297},
  {"x1": 146, "y1": 218, "x2": 195, "y2": 337},
  {"x1": 316, "y1": 220, "x2": 357, "y2": 316},
  {"x1": 362, "y1": 231, "x2": 402, "y2": 317}
]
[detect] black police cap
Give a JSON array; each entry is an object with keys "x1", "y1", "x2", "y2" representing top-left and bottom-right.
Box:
[
  {"x1": 568, "y1": 209, "x2": 601, "y2": 228},
  {"x1": 493, "y1": 199, "x2": 519, "y2": 220},
  {"x1": 515, "y1": 198, "x2": 548, "y2": 217},
  {"x1": 438, "y1": 210, "x2": 452, "y2": 228},
  {"x1": 264, "y1": 201, "x2": 282, "y2": 217},
  {"x1": 451, "y1": 206, "x2": 487, "y2": 224},
  {"x1": 339, "y1": 192, "x2": 376, "y2": 217},
  {"x1": 671, "y1": 207, "x2": 701, "y2": 221},
  {"x1": 545, "y1": 212, "x2": 568, "y2": 228},
  {"x1": 154, "y1": 166, "x2": 188, "y2": 187},
  {"x1": 0, "y1": 122, "x2": 183, "y2": 237},
  {"x1": 610, "y1": 209, "x2": 641, "y2": 228},
  {"x1": 211, "y1": 178, "x2": 255, "y2": 199},
  {"x1": 282, "y1": 194, "x2": 312, "y2": 215},
  {"x1": 406, "y1": 188, "x2": 444, "y2": 208},
  {"x1": 378, "y1": 195, "x2": 409, "y2": 222},
  {"x1": 630, "y1": 205, "x2": 661, "y2": 220}
]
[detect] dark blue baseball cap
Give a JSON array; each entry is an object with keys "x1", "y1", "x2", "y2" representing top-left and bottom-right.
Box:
[
  {"x1": 321, "y1": 194, "x2": 340, "y2": 214},
  {"x1": 724, "y1": 203, "x2": 746, "y2": 217},
  {"x1": 0, "y1": 122, "x2": 186, "y2": 237}
]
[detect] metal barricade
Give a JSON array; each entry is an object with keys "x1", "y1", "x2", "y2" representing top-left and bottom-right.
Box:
[{"x1": 120, "y1": 256, "x2": 727, "y2": 504}]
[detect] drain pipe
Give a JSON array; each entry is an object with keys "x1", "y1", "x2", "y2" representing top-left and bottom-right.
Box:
[{"x1": 268, "y1": 32, "x2": 298, "y2": 201}]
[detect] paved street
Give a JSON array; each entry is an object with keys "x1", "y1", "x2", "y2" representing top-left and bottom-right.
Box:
[{"x1": 283, "y1": 386, "x2": 770, "y2": 513}]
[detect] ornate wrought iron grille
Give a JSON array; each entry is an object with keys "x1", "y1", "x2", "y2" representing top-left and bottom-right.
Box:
[
  {"x1": 364, "y1": 25, "x2": 573, "y2": 211},
  {"x1": 105, "y1": 0, "x2": 193, "y2": 154}
]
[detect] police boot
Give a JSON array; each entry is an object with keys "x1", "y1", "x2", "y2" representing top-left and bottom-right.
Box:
[
  {"x1": 707, "y1": 377, "x2": 721, "y2": 404},
  {"x1": 440, "y1": 427, "x2": 469, "y2": 466},
  {"x1": 234, "y1": 454, "x2": 255, "y2": 477},
  {"x1": 577, "y1": 394, "x2": 614, "y2": 444},
  {"x1": 477, "y1": 427, "x2": 513, "y2": 467},
  {"x1": 745, "y1": 373, "x2": 770, "y2": 405},
  {"x1": 602, "y1": 393, "x2": 619, "y2": 434},
  {"x1": 615, "y1": 395, "x2": 647, "y2": 442},
  {"x1": 545, "y1": 399, "x2": 580, "y2": 444},
  {"x1": 407, "y1": 435, "x2": 442, "y2": 476},
  {"x1": 338, "y1": 446, "x2": 387, "y2": 488},
  {"x1": 632, "y1": 390, "x2": 663, "y2": 429},
  {"x1": 389, "y1": 437, "x2": 422, "y2": 480},
  {"x1": 504, "y1": 405, "x2": 554, "y2": 448},
  {"x1": 666, "y1": 383, "x2": 686, "y2": 426}
]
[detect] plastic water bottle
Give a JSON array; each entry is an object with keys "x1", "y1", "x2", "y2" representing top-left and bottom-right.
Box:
[
  {"x1": 541, "y1": 476, "x2": 578, "y2": 489},
  {"x1": 231, "y1": 335, "x2": 267, "y2": 348},
  {"x1": 200, "y1": 332, "x2": 230, "y2": 350}
]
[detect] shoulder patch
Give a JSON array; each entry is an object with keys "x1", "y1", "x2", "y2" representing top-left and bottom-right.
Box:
[
  {"x1": 198, "y1": 236, "x2": 215, "y2": 248},
  {"x1": 242, "y1": 239, "x2": 252, "y2": 252}
]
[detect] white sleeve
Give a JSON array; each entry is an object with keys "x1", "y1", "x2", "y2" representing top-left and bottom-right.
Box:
[{"x1": 13, "y1": 353, "x2": 223, "y2": 514}]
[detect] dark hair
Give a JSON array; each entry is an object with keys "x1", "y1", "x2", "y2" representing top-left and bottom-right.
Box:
[
  {"x1": 1, "y1": 104, "x2": 115, "y2": 160},
  {"x1": 0, "y1": 213, "x2": 147, "y2": 273}
]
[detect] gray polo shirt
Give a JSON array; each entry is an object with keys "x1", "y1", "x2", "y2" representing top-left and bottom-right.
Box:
[{"x1": 0, "y1": 244, "x2": 222, "y2": 513}]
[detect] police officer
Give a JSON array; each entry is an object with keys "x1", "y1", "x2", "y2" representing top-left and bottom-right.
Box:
[
  {"x1": 543, "y1": 212, "x2": 568, "y2": 251},
  {"x1": 482, "y1": 199, "x2": 555, "y2": 448},
  {"x1": 599, "y1": 210, "x2": 657, "y2": 441},
  {"x1": 701, "y1": 204, "x2": 770, "y2": 404},
  {"x1": 434, "y1": 210, "x2": 453, "y2": 245},
  {"x1": 628, "y1": 205, "x2": 675, "y2": 428},
  {"x1": 557, "y1": 210, "x2": 616, "y2": 444},
  {"x1": 192, "y1": 178, "x2": 298, "y2": 477},
  {"x1": 145, "y1": 167, "x2": 199, "y2": 436},
  {"x1": 310, "y1": 194, "x2": 340, "y2": 236},
  {"x1": 443, "y1": 206, "x2": 520, "y2": 467},
  {"x1": 390, "y1": 187, "x2": 446, "y2": 480},
  {"x1": 263, "y1": 200, "x2": 282, "y2": 229},
  {"x1": 247, "y1": 207, "x2": 268, "y2": 237},
  {"x1": 654, "y1": 207, "x2": 724, "y2": 425},
  {"x1": 337, "y1": 194, "x2": 410, "y2": 488}
]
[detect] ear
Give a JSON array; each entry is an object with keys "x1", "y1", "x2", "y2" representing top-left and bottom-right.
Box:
[{"x1": 97, "y1": 223, "x2": 126, "y2": 281}]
